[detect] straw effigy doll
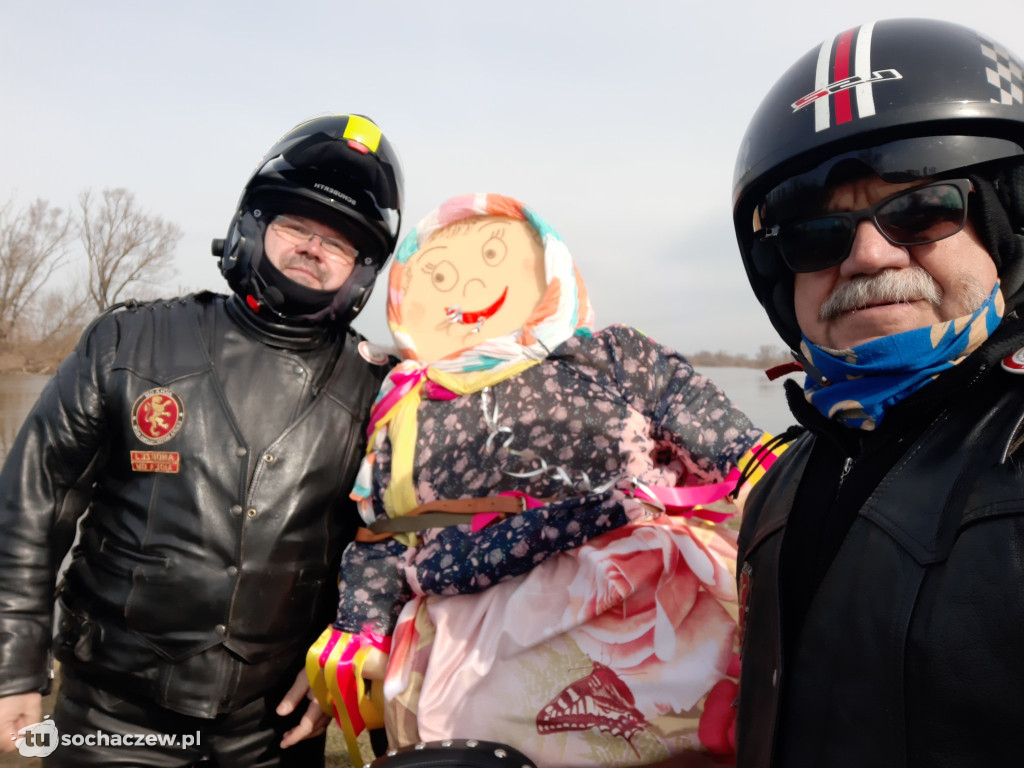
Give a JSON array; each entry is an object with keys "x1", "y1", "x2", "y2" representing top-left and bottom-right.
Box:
[{"x1": 307, "y1": 193, "x2": 784, "y2": 767}]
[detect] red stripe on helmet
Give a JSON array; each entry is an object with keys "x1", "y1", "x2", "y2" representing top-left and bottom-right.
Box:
[{"x1": 833, "y1": 28, "x2": 855, "y2": 125}]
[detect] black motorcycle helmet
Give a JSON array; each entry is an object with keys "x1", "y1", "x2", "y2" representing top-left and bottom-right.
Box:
[
  {"x1": 732, "y1": 18, "x2": 1024, "y2": 351},
  {"x1": 213, "y1": 114, "x2": 404, "y2": 327}
]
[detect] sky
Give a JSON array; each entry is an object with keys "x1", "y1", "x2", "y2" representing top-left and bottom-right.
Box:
[{"x1": 3, "y1": 0, "x2": 1023, "y2": 358}]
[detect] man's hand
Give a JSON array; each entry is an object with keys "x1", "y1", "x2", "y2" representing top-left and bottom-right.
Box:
[
  {"x1": 0, "y1": 692, "x2": 42, "y2": 752},
  {"x1": 277, "y1": 669, "x2": 331, "y2": 749}
]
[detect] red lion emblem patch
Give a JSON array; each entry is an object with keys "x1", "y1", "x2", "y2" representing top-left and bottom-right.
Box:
[{"x1": 131, "y1": 388, "x2": 184, "y2": 445}]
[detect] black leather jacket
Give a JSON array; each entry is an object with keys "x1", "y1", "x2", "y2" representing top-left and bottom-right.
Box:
[
  {"x1": 736, "y1": 319, "x2": 1024, "y2": 767},
  {"x1": 0, "y1": 293, "x2": 388, "y2": 716}
]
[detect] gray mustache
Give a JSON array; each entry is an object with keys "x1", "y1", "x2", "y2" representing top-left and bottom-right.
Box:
[{"x1": 819, "y1": 268, "x2": 941, "y2": 322}]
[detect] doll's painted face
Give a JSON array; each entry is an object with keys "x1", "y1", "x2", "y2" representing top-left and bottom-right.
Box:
[{"x1": 401, "y1": 216, "x2": 547, "y2": 361}]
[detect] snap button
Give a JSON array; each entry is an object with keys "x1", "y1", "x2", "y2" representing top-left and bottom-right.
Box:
[
  {"x1": 235, "y1": 446, "x2": 247, "y2": 458},
  {"x1": 226, "y1": 565, "x2": 238, "y2": 577},
  {"x1": 246, "y1": 508, "x2": 257, "y2": 519},
  {"x1": 215, "y1": 624, "x2": 227, "y2": 636},
  {"x1": 230, "y1": 505, "x2": 243, "y2": 516}
]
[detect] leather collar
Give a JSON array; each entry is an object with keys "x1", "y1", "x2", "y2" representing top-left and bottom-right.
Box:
[{"x1": 224, "y1": 293, "x2": 339, "y2": 351}]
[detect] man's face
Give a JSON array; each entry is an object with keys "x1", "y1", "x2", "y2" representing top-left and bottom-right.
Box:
[
  {"x1": 793, "y1": 175, "x2": 998, "y2": 350},
  {"x1": 263, "y1": 214, "x2": 356, "y2": 292}
]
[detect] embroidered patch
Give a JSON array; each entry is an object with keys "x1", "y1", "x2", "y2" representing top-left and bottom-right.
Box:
[
  {"x1": 1001, "y1": 348, "x2": 1024, "y2": 373},
  {"x1": 131, "y1": 388, "x2": 184, "y2": 445},
  {"x1": 358, "y1": 341, "x2": 390, "y2": 366},
  {"x1": 130, "y1": 451, "x2": 181, "y2": 473}
]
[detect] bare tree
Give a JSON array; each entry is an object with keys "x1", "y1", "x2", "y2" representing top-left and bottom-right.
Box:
[
  {"x1": 755, "y1": 344, "x2": 790, "y2": 369},
  {"x1": 25, "y1": 286, "x2": 89, "y2": 362},
  {"x1": 78, "y1": 188, "x2": 182, "y2": 312},
  {"x1": 0, "y1": 198, "x2": 74, "y2": 341}
]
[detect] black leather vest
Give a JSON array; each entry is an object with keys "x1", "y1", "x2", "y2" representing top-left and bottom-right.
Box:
[{"x1": 737, "y1": 354, "x2": 1024, "y2": 767}]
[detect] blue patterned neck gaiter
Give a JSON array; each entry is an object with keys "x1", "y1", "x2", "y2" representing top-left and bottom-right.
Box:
[{"x1": 801, "y1": 282, "x2": 1004, "y2": 430}]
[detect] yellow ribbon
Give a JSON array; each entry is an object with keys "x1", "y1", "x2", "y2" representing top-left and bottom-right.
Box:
[{"x1": 373, "y1": 361, "x2": 541, "y2": 546}]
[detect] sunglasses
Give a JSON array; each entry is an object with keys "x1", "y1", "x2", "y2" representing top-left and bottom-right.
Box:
[{"x1": 760, "y1": 178, "x2": 973, "y2": 273}]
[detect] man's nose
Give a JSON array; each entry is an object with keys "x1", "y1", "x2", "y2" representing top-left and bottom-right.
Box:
[
  {"x1": 839, "y1": 220, "x2": 911, "y2": 277},
  {"x1": 296, "y1": 234, "x2": 327, "y2": 258}
]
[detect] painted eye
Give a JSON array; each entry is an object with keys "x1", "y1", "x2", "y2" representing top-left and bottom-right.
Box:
[
  {"x1": 425, "y1": 260, "x2": 459, "y2": 293},
  {"x1": 481, "y1": 233, "x2": 507, "y2": 266}
]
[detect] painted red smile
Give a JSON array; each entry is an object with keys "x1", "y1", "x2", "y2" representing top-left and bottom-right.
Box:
[{"x1": 447, "y1": 287, "x2": 508, "y2": 324}]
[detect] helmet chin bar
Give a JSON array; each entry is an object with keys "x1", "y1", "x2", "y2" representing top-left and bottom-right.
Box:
[
  {"x1": 329, "y1": 263, "x2": 379, "y2": 324},
  {"x1": 253, "y1": 253, "x2": 335, "y2": 313},
  {"x1": 246, "y1": 258, "x2": 378, "y2": 329}
]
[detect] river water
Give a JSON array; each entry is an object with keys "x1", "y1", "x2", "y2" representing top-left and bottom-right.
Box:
[
  {"x1": 0, "y1": 368, "x2": 798, "y2": 466},
  {"x1": 697, "y1": 366, "x2": 799, "y2": 436}
]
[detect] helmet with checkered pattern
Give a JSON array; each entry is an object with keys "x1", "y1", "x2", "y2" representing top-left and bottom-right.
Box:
[
  {"x1": 732, "y1": 18, "x2": 1024, "y2": 351},
  {"x1": 214, "y1": 114, "x2": 404, "y2": 328}
]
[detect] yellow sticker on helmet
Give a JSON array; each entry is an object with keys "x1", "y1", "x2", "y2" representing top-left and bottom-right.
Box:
[{"x1": 343, "y1": 116, "x2": 382, "y2": 154}]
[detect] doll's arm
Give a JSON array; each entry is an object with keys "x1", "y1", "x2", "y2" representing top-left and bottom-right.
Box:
[
  {"x1": 596, "y1": 326, "x2": 771, "y2": 479},
  {"x1": 333, "y1": 535, "x2": 412, "y2": 635},
  {"x1": 305, "y1": 536, "x2": 409, "y2": 751},
  {"x1": 406, "y1": 489, "x2": 649, "y2": 596}
]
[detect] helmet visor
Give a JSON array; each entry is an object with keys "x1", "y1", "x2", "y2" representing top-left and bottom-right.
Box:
[{"x1": 756, "y1": 134, "x2": 1023, "y2": 228}]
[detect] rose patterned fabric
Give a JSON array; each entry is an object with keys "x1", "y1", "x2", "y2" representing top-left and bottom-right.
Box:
[{"x1": 384, "y1": 516, "x2": 743, "y2": 767}]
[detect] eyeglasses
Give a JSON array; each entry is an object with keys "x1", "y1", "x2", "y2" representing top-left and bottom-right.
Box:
[
  {"x1": 760, "y1": 178, "x2": 973, "y2": 273},
  {"x1": 269, "y1": 215, "x2": 358, "y2": 264}
]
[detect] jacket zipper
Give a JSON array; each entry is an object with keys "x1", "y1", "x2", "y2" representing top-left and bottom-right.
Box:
[{"x1": 837, "y1": 456, "x2": 855, "y2": 490}]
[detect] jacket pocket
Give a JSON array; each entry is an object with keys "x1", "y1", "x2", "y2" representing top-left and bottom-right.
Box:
[
  {"x1": 224, "y1": 566, "x2": 329, "y2": 662},
  {"x1": 54, "y1": 594, "x2": 162, "y2": 688},
  {"x1": 97, "y1": 535, "x2": 170, "y2": 572},
  {"x1": 123, "y1": 561, "x2": 232, "y2": 662}
]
